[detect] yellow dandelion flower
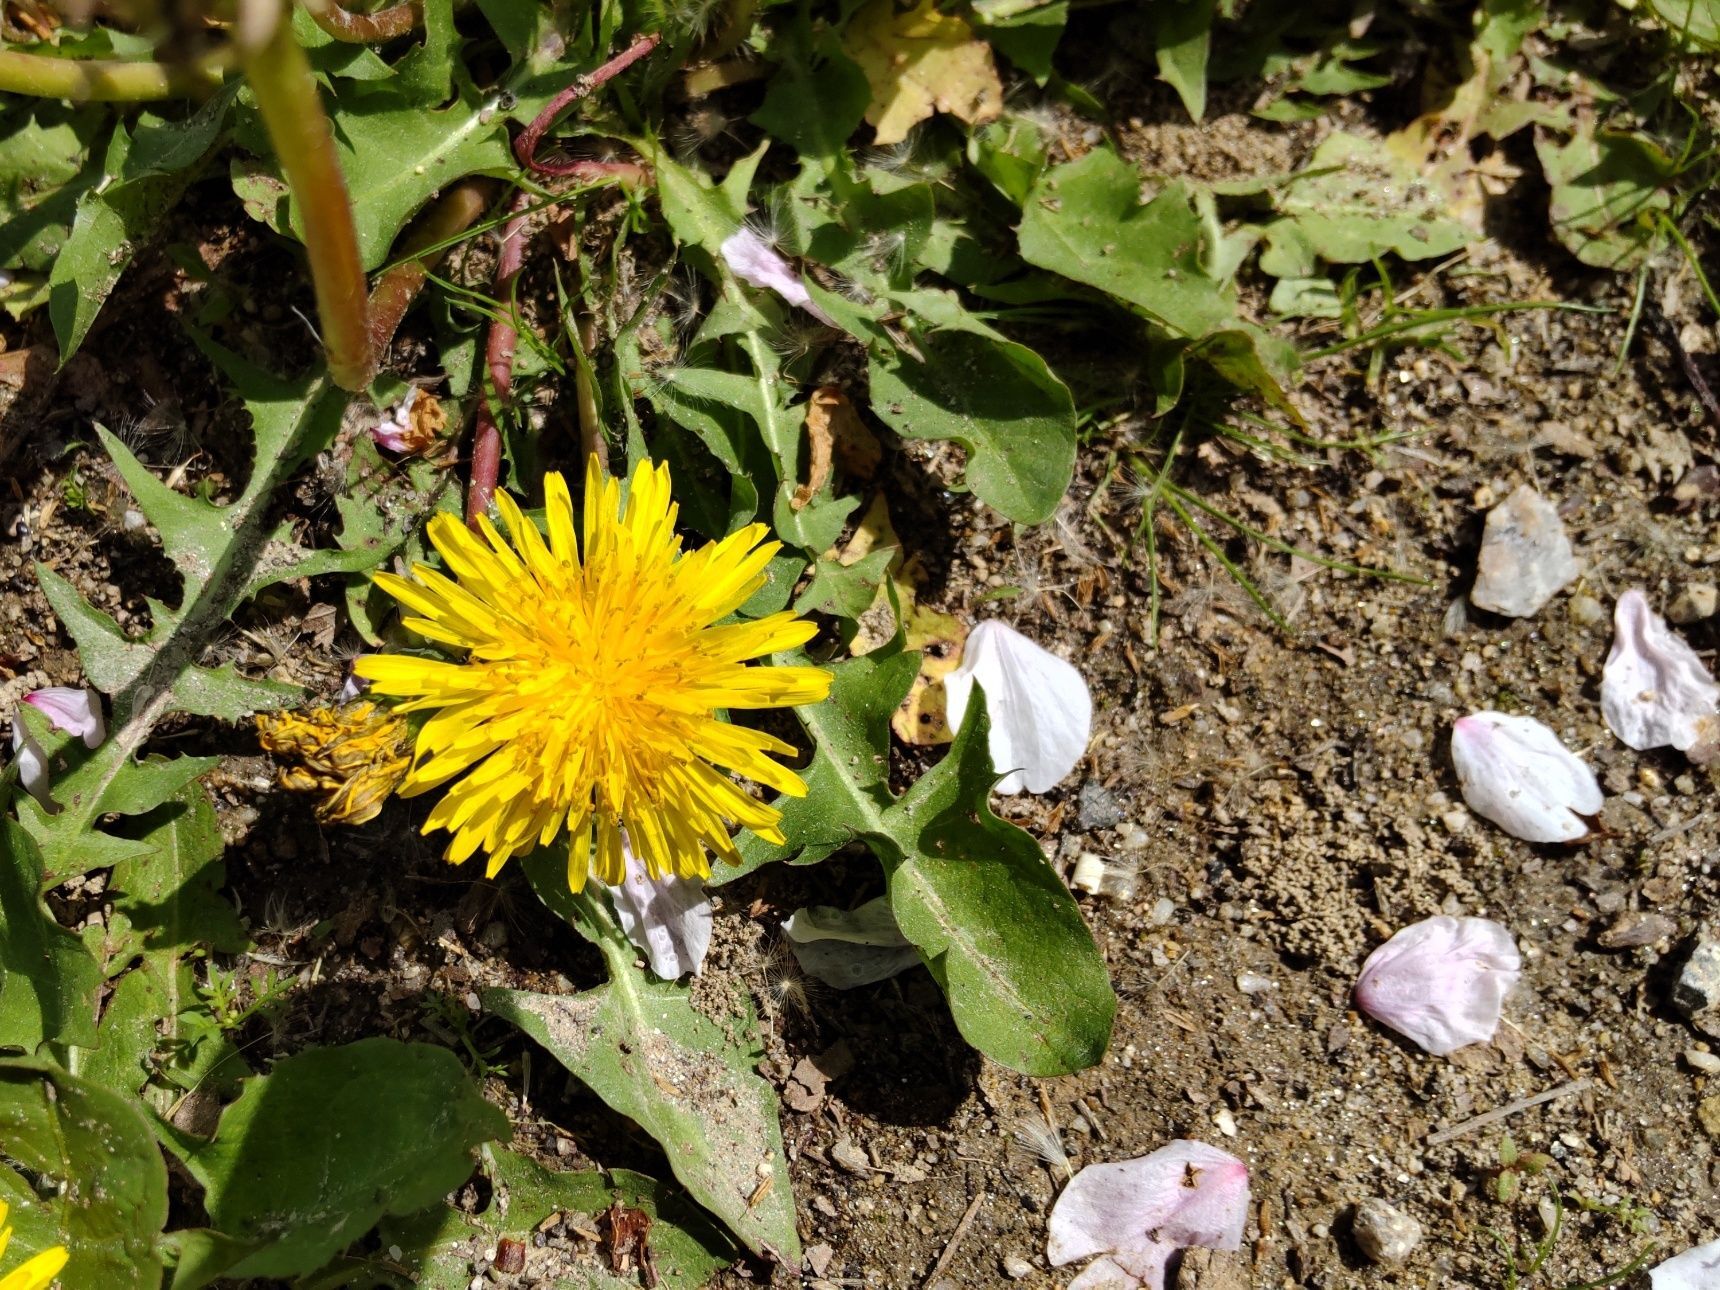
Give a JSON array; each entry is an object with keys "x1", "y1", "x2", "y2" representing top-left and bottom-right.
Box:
[
  {"x1": 353, "y1": 458, "x2": 832, "y2": 889},
  {"x1": 0, "y1": 1201, "x2": 67, "y2": 1290}
]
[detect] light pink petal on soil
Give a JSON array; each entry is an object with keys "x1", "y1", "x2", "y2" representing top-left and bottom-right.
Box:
[
  {"x1": 1048, "y1": 1140, "x2": 1249, "y2": 1267},
  {"x1": 1450, "y1": 711, "x2": 1601, "y2": 842},
  {"x1": 944, "y1": 619, "x2": 1092, "y2": 795},
  {"x1": 1354, "y1": 915, "x2": 1521, "y2": 1056},
  {"x1": 719, "y1": 228, "x2": 836, "y2": 326},
  {"x1": 1602, "y1": 589, "x2": 1720, "y2": 757},
  {"x1": 1066, "y1": 1246, "x2": 1176, "y2": 1290},
  {"x1": 1650, "y1": 1236, "x2": 1720, "y2": 1290},
  {"x1": 609, "y1": 854, "x2": 713, "y2": 980}
]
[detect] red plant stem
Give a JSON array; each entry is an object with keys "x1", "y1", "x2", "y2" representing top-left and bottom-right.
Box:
[
  {"x1": 465, "y1": 190, "x2": 532, "y2": 526},
  {"x1": 367, "y1": 178, "x2": 495, "y2": 364},
  {"x1": 513, "y1": 31, "x2": 662, "y2": 177},
  {"x1": 306, "y1": 0, "x2": 421, "y2": 42}
]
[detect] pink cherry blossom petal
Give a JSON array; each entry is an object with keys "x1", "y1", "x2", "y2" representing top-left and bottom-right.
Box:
[
  {"x1": 22, "y1": 686, "x2": 105, "y2": 746},
  {"x1": 10, "y1": 719, "x2": 48, "y2": 806},
  {"x1": 609, "y1": 849, "x2": 713, "y2": 979},
  {"x1": 944, "y1": 620, "x2": 1092, "y2": 795},
  {"x1": 1450, "y1": 711, "x2": 1601, "y2": 843},
  {"x1": 1066, "y1": 1246, "x2": 1176, "y2": 1290},
  {"x1": 1651, "y1": 1236, "x2": 1720, "y2": 1290},
  {"x1": 1354, "y1": 916, "x2": 1521, "y2": 1056},
  {"x1": 719, "y1": 227, "x2": 836, "y2": 326},
  {"x1": 1048, "y1": 1140, "x2": 1249, "y2": 1268},
  {"x1": 1602, "y1": 589, "x2": 1720, "y2": 757}
]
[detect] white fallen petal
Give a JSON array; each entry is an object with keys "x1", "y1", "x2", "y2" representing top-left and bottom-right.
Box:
[
  {"x1": 783, "y1": 896, "x2": 922, "y2": 989},
  {"x1": 944, "y1": 620, "x2": 1092, "y2": 795},
  {"x1": 608, "y1": 854, "x2": 712, "y2": 980},
  {"x1": 1602, "y1": 589, "x2": 1720, "y2": 758},
  {"x1": 1450, "y1": 711, "x2": 1602, "y2": 843},
  {"x1": 719, "y1": 227, "x2": 836, "y2": 326},
  {"x1": 1353, "y1": 915, "x2": 1520, "y2": 1056},
  {"x1": 1651, "y1": 1236, "x2": 1720, "y2": 1290},
  {"x1": 1066, "y1": 1247, "x2": 1175, "y2": 1290},
  {"x1": 10, "y1": 719, "x2": 48, "y2": 807},
  {"x1": 23, "y1": 686, "x2": 105, "y2": 746},
  {"x1": 371, "y1": 387, "x2": 418, "y2": 453},
  {"x1": 1049, "y1": 1140, "x2": 1249, "y2": 1268}
]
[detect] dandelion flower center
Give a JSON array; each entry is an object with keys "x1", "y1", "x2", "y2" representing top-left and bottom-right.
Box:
[{"x1": 353, "y1": 459, "x2": 831, "y2": 889}]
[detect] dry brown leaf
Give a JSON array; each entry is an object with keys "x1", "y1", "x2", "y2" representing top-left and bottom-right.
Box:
[
  {"x1": 846, "y1": 0, "x2": 1003, "y2": 146},
  {"x1": 792, "y1": 388, "x2": 839, "y2": 510}
]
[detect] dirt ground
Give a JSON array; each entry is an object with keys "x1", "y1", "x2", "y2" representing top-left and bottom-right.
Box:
[{"x1": 5, "y1": 38, "x2": 1720, "y2": 1290}]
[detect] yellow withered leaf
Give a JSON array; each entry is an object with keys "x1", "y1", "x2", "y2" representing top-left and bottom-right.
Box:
[{"x1": 846, "y1": 0, "x2": 1004, "y2": 147}]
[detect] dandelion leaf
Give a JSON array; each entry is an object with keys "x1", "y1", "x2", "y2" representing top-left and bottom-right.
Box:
[
  {"x1": 726, "y1": 652, "x2": 1115, "y2": 1076},
  {"x1": 1535, "y1": 126, "x2": 1673, "y2": 271},
  {"x1": 381, "y1": 1150, "x2": 734, "y2": 1289},
  {"x1": 0, "y1": 1056, "x2": 169, "y2": 1290},
  {"x1": 487, "y1": 874, "x2": 800, "y2": 1266},
  {"x1": 165, "y1": 1038, "x2": 507, "y2": 1285},
  {"x1": 0, "y1": 818, "x2": 101, "y2": 1052}
]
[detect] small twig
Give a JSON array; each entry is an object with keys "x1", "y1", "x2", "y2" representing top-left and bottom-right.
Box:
[
  {"x1": 305, "y1": 0, "x2": 421, "y2": 42},
  {"x1": 514, "y1": 31, "x2": 662, "y2": 178},
  {"x1": 1425, "y1": 1078, "x2": 1595, "y2": 1147},
  {"x1": 1075, "y1": 1095, "x2": 1107, "y2": 1143},
  {"x1": 1653, "y1": 310, "x2": 1720, "y2": 434},
  {"x1": 465, "y1": 190, "x2": 531, "y2": 526},
  {"x1": 922, "y1": 1191, "x2": 987, "y2": 1288}
]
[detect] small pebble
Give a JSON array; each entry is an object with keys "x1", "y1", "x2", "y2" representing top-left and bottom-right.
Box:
[
  {"x1": 1568, "y1": 593, "x2": 1605, "y2": 626},
  {"x1": 1003, "y1": 1254, "x2": 1034, "y2": 1279},
  {"x1": 1236, "y1": 972, "x2": 1274, "y2": 995},
  {"x1": 1685, "y1": 1048, "x2": 1720, "y2": 1075},
  {"x1": 1670, "y1": 582, "x2": 1719, "y2": 624},
  {"x1": 1470, "y1": 484, "x2": 1581, "y2": 618},
  {"x1": 1673, "y1": 932, "x2": 1720, "y2": 1019},
  {"x1": 1075, "y1": 780, "x2": 1125, "y2": 831},
  {"x1": 1597, "y1": 911, "x2": 1677, "y2": 950},
  {"x1": 1351, "y1": 1198, "x2": 1423, "y2": 1264}
]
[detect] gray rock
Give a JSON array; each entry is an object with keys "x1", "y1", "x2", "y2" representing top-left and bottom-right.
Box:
[
  {"x1": 1671, "y1": 582, "x2": 1720, "y2": 624},
  {"x1": 1351, "y1": 1198, "x2": 1422, "y2": 1264},
  {"x1": 1596, "y1": 911, "x2": 1677, "y2": 950},
  {"x1": 1673, "y1": 932, "x2": 1720, "y2": 1019},
  {"x1": 1470, "y1": 484, "x2": 1581, "y2": 618},
  {"x1": 1076, "y1": 780, "x2": 1125, "y2": 831}
]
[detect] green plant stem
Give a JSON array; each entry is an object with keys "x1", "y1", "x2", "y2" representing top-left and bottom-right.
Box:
[
  {"x1": 239, "y1": 14, "x2": 372, "y2": 391},
  {"x1": 0, "y1": 48, "x2": 230, "y2": 99},
  {"x1": 305, "y1": 0, "x2": 421, "y2": 42},
  {"x1": 366, "y1": 178, "x2": 496, "y2": 365}
]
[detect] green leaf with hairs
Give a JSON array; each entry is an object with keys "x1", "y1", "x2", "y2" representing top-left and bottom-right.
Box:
[
  {"x1": 0, "y1": 817, "x2": 101, "y2": 1052},
  {"x1": 165, "y1": 1039, "x2": 507, "y2": 1286},
  {"x1": 380, "y1": 1148, "x2": 734, "y2": 1289},
  {"x1": 722, "y1": 651, "x2": 1114, "y2": 1076},
  {"x1": 487, "y1": 868, "x2": 800, "y2": 1266},
  {"x1": 0, "y1": 1057, "x2": 169, "y2": 1289}
]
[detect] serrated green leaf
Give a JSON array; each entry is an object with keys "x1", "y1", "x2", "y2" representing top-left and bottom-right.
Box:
[
  {"x1": 380, "y1": 1149, "x2": 734, "y2": 1289},
  {"x1": 0, "y1": 100, "x2": 105, "y2": 273},
  {"x1": 81, "y1": 957, "x2": 178, "y2": 1098},
  {"x1": 169, "y1": 1038, "x2": 507, "y2": 1285},
  {"x1": 0, "y1": 817, "x2": 101, "y2": 1052},
  {"x1": 1019, "y1": 150, "x2": 1240, "y2": 337},
  {"x1": 654, "y1": 144, "x2": 767, "y2": 262},
  {"x1": 105, "y1": 783, "x2": 248, "y2": 972},
  {"x1": 489, "y1": 865, "x2": 800, "y2": 1265},
  {"x1": 724, "y1": 653, "x2": 1113, "y2": 1075},
  {"x1": 26, "y1": 346, "x2": 345, "y2": 881},
  {"x1": 0, "y1": 1057, "x2": 169, "y2": 1289},
  {"x1": 48, "y1": 87, "x2": 235, "y2": 363},
  {"x1": 795, "y1": 548, "x2": 895, "y2": 620},
  {"x1": 237, "y1": 73, "x2": 508, "y2": 270},
  {"x1": 973, "y1": 0, "x2": 1068, "y2": 84}
]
